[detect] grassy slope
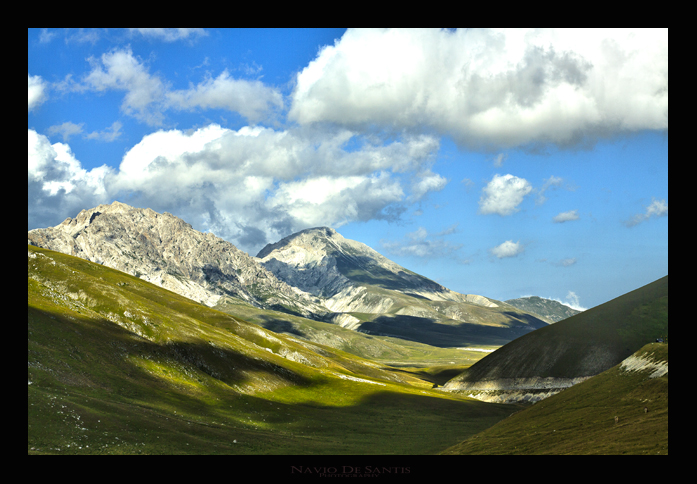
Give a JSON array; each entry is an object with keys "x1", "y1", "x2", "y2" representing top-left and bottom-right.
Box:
[
  {"x1": 28, "y1": 245, "x2": 513, "y2": 455},
  {"x1": 447, "y1": 276, "x2": 668, "y2": 384},
  {"x1": 214, "y1": 299, "x2": 491, "y2": 368},
  {"x1": 441, "y1": 343, "x2": 668, "y2": 455}
]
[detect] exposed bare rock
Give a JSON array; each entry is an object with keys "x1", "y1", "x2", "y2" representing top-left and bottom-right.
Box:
[
  {"x1": 28, "y1": 201, "x2": 326, "y2": 318},
  {"x1": 257, "y1": 226, "x2": 498, "y2": 312}
]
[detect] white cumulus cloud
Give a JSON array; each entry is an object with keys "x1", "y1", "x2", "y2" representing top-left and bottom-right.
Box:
[
  {"x1": 625, "y1": 197, "x2": 668, "y2": 227},
  {"x1": 165, "y1": 70, "x2": 284, "y2": 124},
  {"x1": 28, "y1": 129, "x2": 112, "y2": 229},
  {"x1": 28, "y1": 74, "x2": 48, "y2": 112},
  {"x1": 479, "y1": 174, "x2": 532, "y2": 216},
  {"x1": 490, "y1": 240, "x2": 524, "y2": 259},
  {"x1": 289, "y1": 28, "x2": 668, "y2": 150},
  {"x1": 82, "y1": 48, "x2": 168, "y2": 126},
  {"x1": 76, "y1": 48, "x2": 284, "y2": 126},
  {"x1": 31, "y1": 123, "x2": 444, "y2": 254}
]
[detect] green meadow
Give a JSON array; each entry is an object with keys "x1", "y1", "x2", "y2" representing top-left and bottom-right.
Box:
[{"x1": 28, "y1": 245, "x2": 513, "y2": 454}]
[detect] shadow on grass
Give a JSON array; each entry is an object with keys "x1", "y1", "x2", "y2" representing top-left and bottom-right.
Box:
[
  {"x1": 28, "y1": 304, "x2": 515, "y2": 455},
  {"x1": 359, "y1": 315, "x2": 535, "y2": 348}
]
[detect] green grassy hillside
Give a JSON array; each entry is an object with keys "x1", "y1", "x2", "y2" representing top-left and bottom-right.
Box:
[
  {"x1": 446, "y1": 276, "x2": 668, "y2": 385},
  {"x1": 441, "y1": 343, "x2": 668, "y2": 455},
  {"x1": 28, "y1": 245, "x2": 513, "y2": 454},
  {"x1": 213, "y1": 299, "x2": 493, "y2": 368}
]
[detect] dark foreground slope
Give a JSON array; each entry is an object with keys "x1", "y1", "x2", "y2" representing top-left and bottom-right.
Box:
[
  {"x1": 445, "y1": 276, "x2": 667, "y2": 392},
  {"x1": 28, "y1": 245, "x2": 513, "y2": 455},
  {"x1": 442, "y1": 343, "x2": 668, "y2": 455}
]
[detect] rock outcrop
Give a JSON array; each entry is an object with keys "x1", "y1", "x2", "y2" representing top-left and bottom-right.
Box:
[
  {"x1": 28, "y1": 201, "x2": 326, "y2": 318},
  {"x1": 257, "y1": 226, "x2": 499, "y2": 312}
]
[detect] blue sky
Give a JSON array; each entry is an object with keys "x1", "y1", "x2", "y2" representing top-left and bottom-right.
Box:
[{"x1": 28, "y1": 28, "x2": 668, "y2": 310}]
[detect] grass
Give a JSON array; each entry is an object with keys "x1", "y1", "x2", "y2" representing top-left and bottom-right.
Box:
[
  {"x1": 213, "y1": 299, "x2": 488, "y2": 368},
  {"x1": 28, "y1": 245, "x2": 513, "y2": 455},
  {"x1": 441, "y1": 343, "x2": 668, "y2": 455},
  {"x1": 448, "y1": 276, "x2": 668, "y2": 384}
]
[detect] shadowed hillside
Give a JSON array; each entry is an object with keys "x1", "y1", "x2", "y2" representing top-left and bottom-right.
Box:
[
  {"x1": 444, "y1": 276, "x2": 667, "y2": 401},
  {"x1": 442, "y1": 343, "x2": 668, "y2": 455}
]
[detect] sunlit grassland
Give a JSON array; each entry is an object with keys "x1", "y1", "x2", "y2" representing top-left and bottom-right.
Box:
[{"x1": 28, "y1": 245, "x2": 513, "y2": 454}]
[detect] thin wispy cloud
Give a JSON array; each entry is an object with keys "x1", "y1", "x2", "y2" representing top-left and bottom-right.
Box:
[
  {"x1": 553, "y1": 209, "x2": 580, "y2": 223},
  {"x1": 128, "y1": 28, "x2": 208, "y2": 42},
  {"x1": 85, "y1": 121, "x2": 123, "y2": 142},
  {"x1": 381, "y1": 225, "x2": 464, "y2": 260},
  {"x1": 625, "y1": 198, "x2": 668, "y2": 227},
  {"x1": 536, "y1": 175, "x2": 564, "y2": 205},
  {"x1": 492, "y1": 153, "x2": 507, "y2": 167},
  {"x1": 563, "y1": 291, "x2": 587, "y2": 311},
  {"x1": 47, "y1": 122, "x2": 84, "y2": 142}
]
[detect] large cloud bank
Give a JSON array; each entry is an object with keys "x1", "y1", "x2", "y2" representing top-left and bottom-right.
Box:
[
  {"x1": 28, "y1": 29, "x2": 668, "y2": 256},
  {"x1": 28, "y1": 125, "x2": 441, "y2": 253},
  {"x1": 289, "y1": 28, "x2": 668, "y2": 150}
]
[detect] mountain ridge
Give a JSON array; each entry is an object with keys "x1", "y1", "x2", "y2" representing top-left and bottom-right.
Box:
[
  {"x1": 504, "y1": 296, "x2": 582, "y2": 323},
  {"x1": 28, "y1": 202, "x2": 549, "y2": 349},
  {"x1": 28, "y1": 201, "x2": 327, "y2": 319},
  {"x1": 256, "y1": 225, "x2": 549, "y2": 346}
]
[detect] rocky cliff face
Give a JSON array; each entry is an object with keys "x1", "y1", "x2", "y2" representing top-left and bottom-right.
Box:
[
  {"x1": 257, "y1": 226, "x2": 499, "y2": 312},
  {"x1": 27, "y1": 201, "x2": 326, "y2": 318}
]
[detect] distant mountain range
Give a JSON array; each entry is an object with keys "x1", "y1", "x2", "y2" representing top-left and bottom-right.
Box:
[
  {"x1": 504, "y1": 296, "x2": 582, "y2": 323},
  {"x1": 27, "y1": 201, "x2": 669, "y2": 454},
  {"x1": 28, "y1": 201, "x2": 549, "y2": 349}
]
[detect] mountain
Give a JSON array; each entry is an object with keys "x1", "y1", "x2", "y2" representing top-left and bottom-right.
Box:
[
  {"x1": 504, "y1": 296, "x2": 582, "y2": 323},
  {"x1": 29, "y1": 203, "x2": 549, "y2": 350},
  {"x1": 28, "y1": 244, "x2": 514, "y2": 454},
  {"x1": 441, "y1": 342, "x2": 668, "y2": 455},
  {"x1": 257, "y1": 226, "x2": 549, "y2": 347},
  {"x1": 27, "y1": 201, "x2": 327, "y2": 319},
  {"x1": 443, "y1": 276, "x2": 668, "y2": 402}
]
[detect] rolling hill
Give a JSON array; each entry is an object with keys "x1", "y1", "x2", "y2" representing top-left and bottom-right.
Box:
[
  {"x1": 443, "y1": 276, "x2": 668, "y2": 402},
  {"x1": 441, "y1": 342, "x2": 668, "y2": 455},
  {"x1": 28, "y1": 202, "x2": 549, "y2": 351},
  {"x1": 28, "y1": 244, "x2": 514, "y2": 455}
]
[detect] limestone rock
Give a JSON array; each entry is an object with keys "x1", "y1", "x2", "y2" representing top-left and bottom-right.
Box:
[
  {"x1": 257, "y1": 226, "x2": 498, "y2": 314},
  {"x1": 28, "y1": 201, "x2": 326, "y2": 318}
]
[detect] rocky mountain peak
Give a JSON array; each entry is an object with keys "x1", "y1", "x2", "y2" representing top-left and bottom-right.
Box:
[
  {"x1": 257, "y1": 225, "x2": 499, "y2": 309},
  {"x1": 28, "y1": 202, "x2": 326, "y2": 317}
]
